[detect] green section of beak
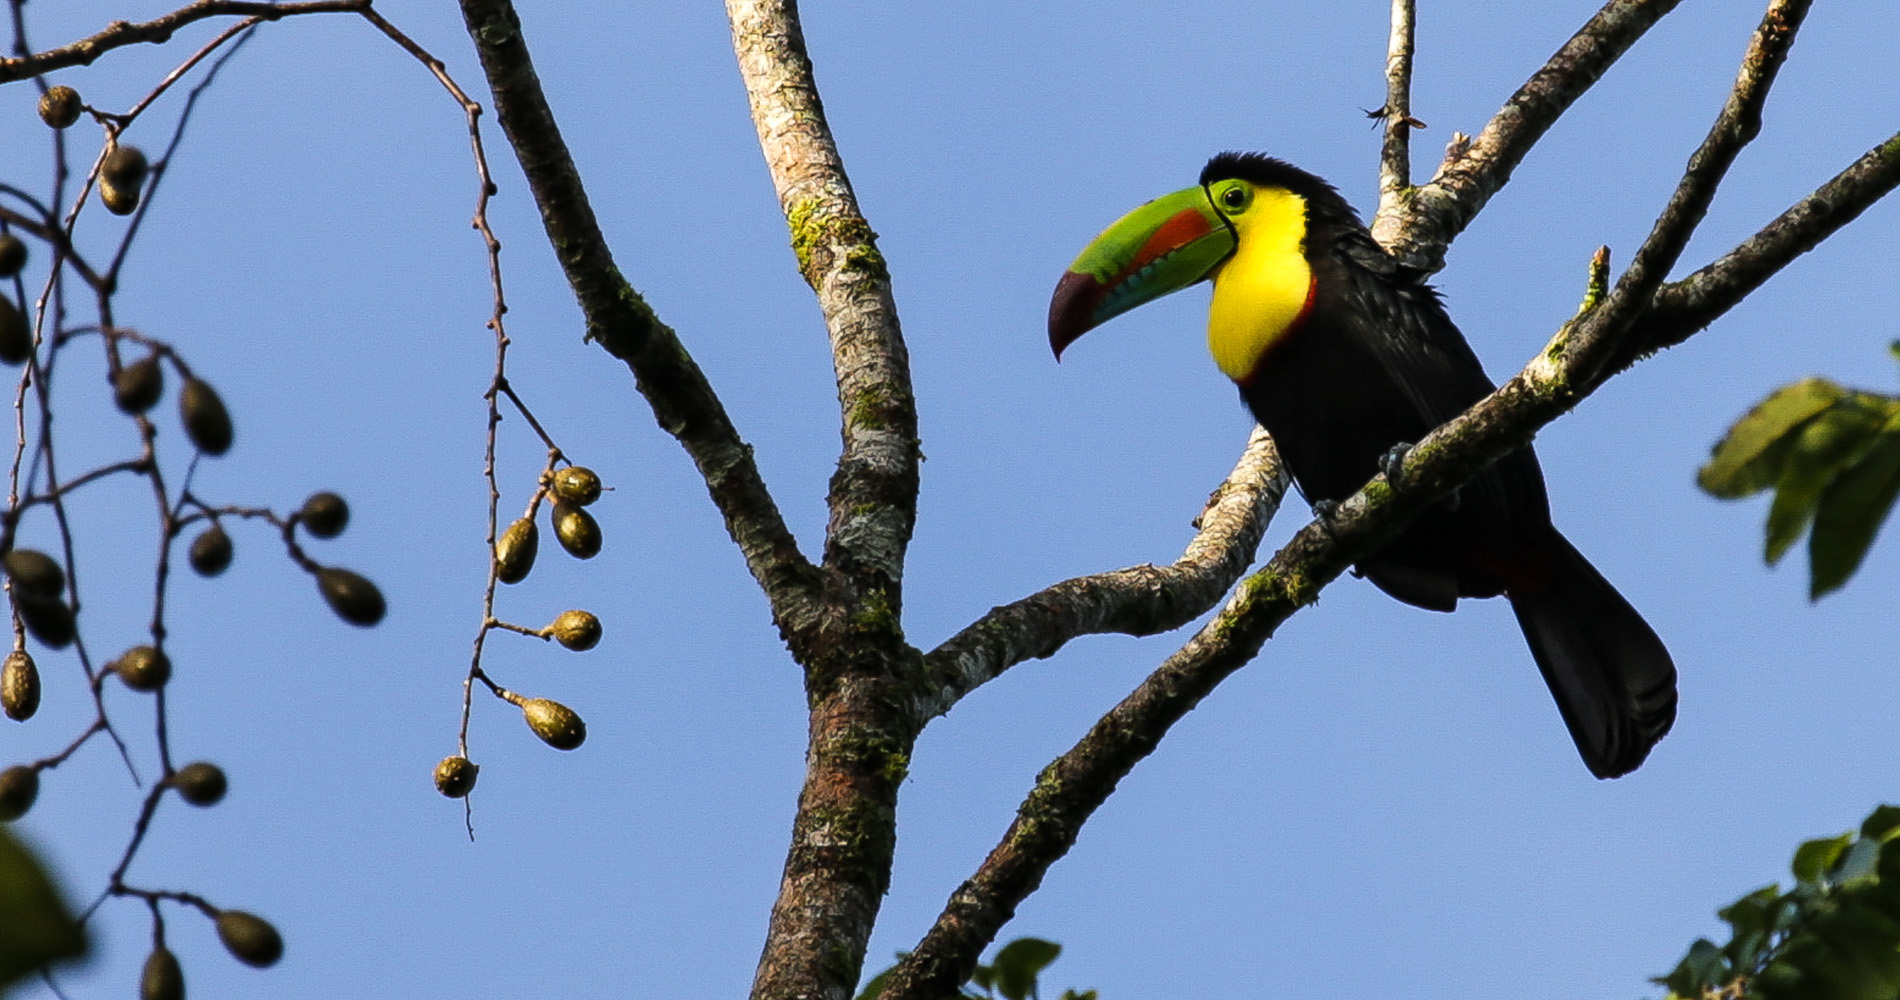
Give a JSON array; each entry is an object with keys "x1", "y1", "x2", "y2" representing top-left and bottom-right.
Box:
[{"x1": 1049, "y1": 185, "x2": 1235, "y2": 358}]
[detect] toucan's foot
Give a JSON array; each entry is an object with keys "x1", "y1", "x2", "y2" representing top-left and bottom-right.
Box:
[
  {"x1": 1379, "y1": 442, "x2": 1413, "y2": 485},
  {"x1": 1310, "y1": 498, "x2": 1340, "y2": 539}
]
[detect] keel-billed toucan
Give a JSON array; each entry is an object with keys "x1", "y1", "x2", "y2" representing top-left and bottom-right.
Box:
[{"x1": 1048, "y1": 153, "x2": 1676, "y2": 778}]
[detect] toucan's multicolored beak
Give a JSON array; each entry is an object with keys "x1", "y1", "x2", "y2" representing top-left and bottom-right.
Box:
[{"x1": 1048, "y1": 185, "x2": 1236, "y2": 359}]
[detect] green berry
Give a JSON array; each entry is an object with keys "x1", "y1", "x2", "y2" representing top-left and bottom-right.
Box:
[
  {"x1": 522, "y1": 698, "x2": 586, "y2": 750},
  {"x1": 215, "y1": 910, "x2": 283, "y2": 968},
  {"x1": 171, "y1": 761, "x2": 227, "y2": 806},
  {"x1": 550, "y1": 466, "x2": 602, "y2": 506},
  {"x1": 37, "y1": 86, "x2": 81, "y2": 129},
  {"x1": 316, "y1": 567, "x2": 385, "y2": 627},
  {"x1": 552, "y1": 503, "x2": 601, "y2": 559},
  {"x1": 433, "y1": 756, "x2": 478, "y2": 798}
]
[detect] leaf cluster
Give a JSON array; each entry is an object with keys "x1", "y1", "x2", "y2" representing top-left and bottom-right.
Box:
[
  {"x1": 858, "y1": 937, "x2": 1097, "y2": 1000},
  {"x1": 1658, "y1": 805, "x2": 1900, "y2": 1000},
  {"x1": 1698, "y1": 346, "x2": 1900, "y2": 598}
]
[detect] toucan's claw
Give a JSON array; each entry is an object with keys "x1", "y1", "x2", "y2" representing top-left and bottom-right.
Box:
[
  {"x1": 1310, "y1": 498, "x2": 1340, "y2": 540},
  {"x1": 1379, "y1": 442, "x2": 1412, "y2": 485}
]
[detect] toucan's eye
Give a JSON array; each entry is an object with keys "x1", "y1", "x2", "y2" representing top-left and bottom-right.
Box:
[{"x1": 1215, "y1": 183, "x2": 1251, "y2": 213}]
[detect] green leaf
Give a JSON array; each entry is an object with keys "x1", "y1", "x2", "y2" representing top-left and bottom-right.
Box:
[
  {"x1": 1809, "y1": 410, "x2": 1900, "y2": 597},
  {"x1": 990, "y1": 938, "x2": 1061, "y2": 1000},
  {"x1": 1700, "y1": 377, "x2": 1844, "y2": 498},
  {"x1": 1772, "y1": 892, "x2": 1803, "y2": 934},
  {"x1": 1720, "y1": 885, "x2": 1787, "y2": 972},
  {"x1": 1795, "y1": 833, "x2": 1856, "y2": 885},
  {"x1": 1719, "y1": 884, "x2": 1784, "y2": 939},
  {"x1": 1877, "y1": 836, "x2": 1900, "y2": 884},
  {"x1": 1861, "y1": 805, "x2": 1900, "y2": 842},
  {"x1": 1765, "y1": 404, "x2": 1889, "y2": 565},
  {"x1": 1663, "y1": 937, "x2": 1729, "y2": 996},
  {"x1": 1754, "y1": 959, "x2": 1805, "y2": 1000},
  {"x1": 1837, "y1": 838, "x2": 1883, "y2": 886},
  {"x1": 1809, "y1": 903, "x2": 1900, "y2": 998},
  {"x1": 971, "y1": 964, "x2": 995, "y2": 994},
  {"x1": 0, "y1": 827, "x2": 87, "y2": 989},
  {"x1": 1057, "y1": 992, "x2": 1098, "y2": 1000}
]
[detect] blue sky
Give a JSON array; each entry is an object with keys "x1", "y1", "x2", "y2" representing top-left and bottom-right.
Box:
[{"x1": 4, "y1": 2, "x2": 1898, "y2": 997}]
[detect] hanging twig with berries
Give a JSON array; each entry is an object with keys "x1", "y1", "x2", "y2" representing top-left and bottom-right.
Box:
[{"x1": 0, "y1": 4, "x2": 531, "y2": 994}]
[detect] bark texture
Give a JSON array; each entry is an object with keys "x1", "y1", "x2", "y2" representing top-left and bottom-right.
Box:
[{"x1": 728, "y1": 0, "x2": 919, "y2": 593}]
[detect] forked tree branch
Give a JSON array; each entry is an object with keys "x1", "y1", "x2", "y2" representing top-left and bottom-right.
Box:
[
  {"x1": 1383, "y1": 0, "x2": 1683, "y2": 271},
  {"x1": 453, "y1": 0, "x2": 826, "y2": 648},
  {"x1": 881, "y1": 1, "x2": 1894, "y2": 994},
  {"x1": 1630, "y1": 128, "x2": 1900, "y2": 369},
  {"x1": 721, "y1": 7, "x2": 931, "y2": 1000},
  {"x1": 1570, "y1": 0, "x2": 1809, "y2": 387},
  {"x1": 917, "y1": 429, "x2": 1288, "y2": 720},
  {"x1": 728, "y1": 0, "x2": 921, "y2": 595}
]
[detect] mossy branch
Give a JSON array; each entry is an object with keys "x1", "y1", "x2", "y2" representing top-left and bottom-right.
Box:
[
  {"x1": 724, "y1": 5, "x2": 930, "y2": 999},
  {"x1": 727, "y1": 0, "x2": 920, "y2": 593}
]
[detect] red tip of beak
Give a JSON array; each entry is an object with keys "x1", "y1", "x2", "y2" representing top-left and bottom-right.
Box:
[{"x1": 1048, "y1": 270, "x2": 1105, "y2": 361}]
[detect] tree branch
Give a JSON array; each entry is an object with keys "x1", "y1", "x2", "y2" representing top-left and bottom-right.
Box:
[
  {"x1": 727, "y1": 0, "x2": 921, "y2": 596},
  {"x1": 453, "y1": 0, "x2": 825, "y2": 645},
  {"x1": 1369, "y1": 0, "x2": 1417, "y2": 244},
  {"x1": 0, "y1": 0, "x2": 367, "y2": 83},
  {"x1": 916, "y1": 428, "x2": 1288, "y2": 720},
  {"x1": 1384, "y1": 0, "x2": 1684, "y2": 271},
  {"x1": 1631, "y1": 129, "x2": 1900, "y2": 367},
  {"x1": 723, "y1": 6, "x2": 930, "y2": 999},
  {"x1": 1569, "y1": 0, "x2": 1809, "y2": 387}
]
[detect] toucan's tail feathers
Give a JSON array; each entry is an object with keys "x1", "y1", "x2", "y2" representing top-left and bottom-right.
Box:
[{"x1": 1508, "y1": 531, "x2": 1677, "y2": 779}]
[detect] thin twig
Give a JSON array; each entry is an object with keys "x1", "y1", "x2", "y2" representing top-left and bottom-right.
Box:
[
  {"x1": 1370, "y1": 0, "x2": 1418, "y2": 244},
  {"x1": 1632, "y1": 129, "x2": 1900, "y2": 367},
  {"x1": 0, "y1": 0, "x2": 369, "y2": 83},
  {"x1": 100, "y1": 27, "x2": 260, "y2": 291},
  {"x1": 0, "y1": 206, "x2": 103, "y2": 289}
]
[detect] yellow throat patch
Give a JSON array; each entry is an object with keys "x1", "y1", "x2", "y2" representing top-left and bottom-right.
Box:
[{"x1": 1207, "y1": 185, "x2": 1315, "y2": 381}]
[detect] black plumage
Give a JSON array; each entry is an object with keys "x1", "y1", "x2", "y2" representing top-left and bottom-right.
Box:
[{"x1": 1200, "y1": 153, "x2": 1676, "y2": 778}]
